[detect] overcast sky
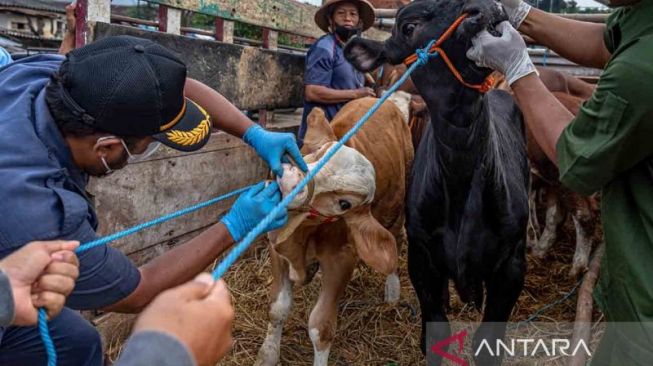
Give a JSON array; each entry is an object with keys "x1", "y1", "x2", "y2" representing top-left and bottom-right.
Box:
[{"x1": 112, "y1": 0, "x2": 606, "y2": 9}]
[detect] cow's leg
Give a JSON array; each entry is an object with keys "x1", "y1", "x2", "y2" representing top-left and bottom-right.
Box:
[
  {"x1": 385, "y1": 272, "x2": 401, "y2": 305},
  {"x1": 527, "y1": 187, "x2": 541, "y2": 249},
  {"x1": 474, "y1": 241, "x2": 526, "y2": 366},
  {"x1": 533, "y1": 187, "x2": 565, "y2": 258},
  {"x1": 308, "y1": 248, "x2": 356, "y2": 366},
  {"x1": 407, "y1": 234, "x2": 449, "y2": 365},
  {"x1": 569, "y1": 196, "x2": 595, "y2": 277},
  {"x1": 384, "y1": 226, "x2": 405, "y2": 305},
  {"x1": 256, "y1": 249, "x2": 294, "y2": 366}
]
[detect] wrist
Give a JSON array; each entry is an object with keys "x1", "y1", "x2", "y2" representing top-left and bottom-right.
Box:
[
  {"x1": 350, "y1": 89, "x2": 360, "y2": 100},
  {"x1": 506, "y1": 53, "x2": 538, "y2": 85},
  {"x1": 0, "y1": 269, "x2": 16, "y2": 326},
  {"x1": 510, "y1": 72, "x2": 540, "y2": 93},
  {"x1": 242, "y1": 124, "x2": 263, "y2": 146},
  {"x1": 220, "y1": 216, "x2": 242, "y2": 243},
  {"x1": 506, "y1": 1, "x2": 532, "y2": 30}
]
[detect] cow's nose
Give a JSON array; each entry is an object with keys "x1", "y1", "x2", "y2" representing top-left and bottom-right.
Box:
[{"x1": 276, "y1": 164, "x2": 303, "y2": 197}]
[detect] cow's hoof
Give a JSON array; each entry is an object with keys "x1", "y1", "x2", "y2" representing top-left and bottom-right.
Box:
[
  {"x1": 533, "y1": 235, "x2": 555, "y2": 259},
  {"x1": 385, "y1": 273, "x2": 400, "y2": 305},
  {"x1": 255, "y1": 351, "x2": 279, "y2": 366},
  {"x1": 569, "y1": 261, "x2": 589, "y2": 278}
]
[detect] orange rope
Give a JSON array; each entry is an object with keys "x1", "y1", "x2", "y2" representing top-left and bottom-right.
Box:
[{"x1": 403, "y1": 14, "x2": 494, "y2": 94}]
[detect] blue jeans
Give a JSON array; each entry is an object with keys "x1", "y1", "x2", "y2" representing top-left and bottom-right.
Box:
[{"x1": 0, "y1": 307, "x2": 102, "y2": 366}]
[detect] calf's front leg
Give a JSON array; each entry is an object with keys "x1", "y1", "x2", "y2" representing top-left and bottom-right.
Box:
[
  {"x1": 309, "y1": 247, "x2": 357, "y2": 366},
  {"x1": 256, "y1": 249, "x2": 294, "y2": 366}
]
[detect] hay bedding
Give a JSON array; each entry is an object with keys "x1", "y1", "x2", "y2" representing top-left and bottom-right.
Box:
[
  {"x1": 105, "y1": 215, "x2": 598, "y2": 366},
  {"x1": 217, "y1": 226, "x2": 588, "y2": 366}
]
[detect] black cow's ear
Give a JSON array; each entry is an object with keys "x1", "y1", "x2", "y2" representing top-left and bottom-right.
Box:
[
  {"x1": 457, "y1": 12, "x2": 489, "y2": 39},
  {"x1": 344, "y1": 37, "x2": 387, "y2": 72},
  {"x1": 457, "y1": 0, "x2": 499, "y2": 39}
]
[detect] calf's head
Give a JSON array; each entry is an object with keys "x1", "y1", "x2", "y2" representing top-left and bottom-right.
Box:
[
  {"x1": 345, "y1": 0, "x2": 505, "y2": 89},
  {"x1": 273, "y1": 108, "x2": 397, "y2": 274}
]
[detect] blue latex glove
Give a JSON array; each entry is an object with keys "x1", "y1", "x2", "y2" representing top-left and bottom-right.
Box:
[
  {"x1": 243, "y1": 124, "x2": 308, "y2": 177},
  {"x1": 0, "y1": 46, "x2": 12, "y2": 67},
  {"x1": 220, "y1": 181, "x2": 288, "y2": 242}
]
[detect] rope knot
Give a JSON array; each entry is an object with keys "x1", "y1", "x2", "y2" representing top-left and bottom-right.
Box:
[{"x1": 414, "y1": 39, "x2": 437, "y2": 66}]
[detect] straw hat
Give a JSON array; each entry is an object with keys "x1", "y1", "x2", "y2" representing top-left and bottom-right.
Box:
[{"x1": 314, "y1": 0, "x2": 376, "y2": 33}]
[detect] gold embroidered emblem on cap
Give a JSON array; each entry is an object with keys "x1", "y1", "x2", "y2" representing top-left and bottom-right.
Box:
[
  {"x1": 165, "y1": 101, "x2": 211, "y2": 146},
  {"x1": 166, "y1": 119, "x2": 210, "y2": 146}
]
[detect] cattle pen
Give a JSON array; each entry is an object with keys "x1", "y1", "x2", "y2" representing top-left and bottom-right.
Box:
[{"x1": 65, "y1": 1, "x2": 609, "y2": 365}]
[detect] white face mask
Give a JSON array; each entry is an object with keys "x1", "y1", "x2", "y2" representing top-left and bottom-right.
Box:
[
  {"x1": 95, "y1": 136, "x2": 161, "y2": 175},
  {"x1": 120, "y1": 139, "x2": 161, "y2": 164},
  {"x1": 100, "y1": 156, "x2": 115, "y2": 176}
]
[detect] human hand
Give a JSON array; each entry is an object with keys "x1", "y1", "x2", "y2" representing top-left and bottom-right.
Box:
[
  {"x1": 0, "y1": 241, "x2": 79, "y2": 325},
  {"x1": 243, "y1": 124, "x2": 308, "y2": 177},
  {"x1": 354, "y1": 87, "x2": 375, "y2": 99},
  {"x1": 500, "y1": 0, "x2": 532, "y2": 30},
  {"x1": 65, "y1": 2, "x2": 76, "y2": 35},
  {"x1": 466, "y1": 21, "x2": 537, "y2": 85},
  {"x1": 221, "y1": 181, "x2": 288, "y2": 242},
  {"x1": 133, "y1": 273, "x2": 235, "y2": 366}
]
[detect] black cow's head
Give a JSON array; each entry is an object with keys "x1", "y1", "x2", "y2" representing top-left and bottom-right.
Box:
[{"x1": 345, "y1": 0, "x2": 505, "y2": 88}]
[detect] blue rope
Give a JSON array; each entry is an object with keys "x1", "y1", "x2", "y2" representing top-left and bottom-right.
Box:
[
  {"x1": 38, "y1": 308, "x2": 56, "y2": 366},
  {"x1": 39, "y1": 184, "x2": 254, "y2": 366},
  {"x1": 75, "y1": 185, "x2": 253, "y2": 253},
  {"x1": 38, "y1": 38, "x2": 443, "y2": 366},
  {"x1": 211, "y1": 42, "x2": 439, "y2": 281}
]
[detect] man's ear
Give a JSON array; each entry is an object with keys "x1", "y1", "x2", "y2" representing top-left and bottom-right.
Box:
[
  {"x1": 345, "y1": 206, "x2": 398, "y2": 275},
  {"x1": 92, "y1": 136, "x2": 121, "y2": 157},
  {"x1": 344, "y1": 37, "x2": 387, "y2": 72},
  {"x1": 302, "y1": 108, "x2": 337, "y2": 155}
]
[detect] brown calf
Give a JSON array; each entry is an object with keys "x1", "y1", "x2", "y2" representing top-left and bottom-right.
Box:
[{"x1": 256, "y1": 98, "x2": 413, "y2": 366}]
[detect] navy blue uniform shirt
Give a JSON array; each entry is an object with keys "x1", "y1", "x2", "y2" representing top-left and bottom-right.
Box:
[
  {"x1": 0, "y1": 55, "x2": 141, "y2": 319},
  {"x1": 300, "y1": 34, "x2": 365, "y2": 143}
]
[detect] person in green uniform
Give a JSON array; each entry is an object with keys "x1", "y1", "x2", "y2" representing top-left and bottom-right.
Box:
[{"x1": 466, "y1": 0, "x2": 653, "y2": 364}]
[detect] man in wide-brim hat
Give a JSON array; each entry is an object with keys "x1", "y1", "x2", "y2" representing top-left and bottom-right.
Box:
[{"x1": 299, "y1": 0, "x2": 377, "y2": 145}]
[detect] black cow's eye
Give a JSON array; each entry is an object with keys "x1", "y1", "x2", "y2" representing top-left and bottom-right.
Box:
[
  {"x1": 402, "y1": 23, "x2": 417, "y2": 37},
  {"x1": 339, "y1": 200, "x2": 352, "y2": 211}
]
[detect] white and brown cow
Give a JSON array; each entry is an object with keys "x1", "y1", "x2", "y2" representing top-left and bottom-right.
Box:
[{"x1": 255, "y1": 97, "x2": 413, "y2": 366}]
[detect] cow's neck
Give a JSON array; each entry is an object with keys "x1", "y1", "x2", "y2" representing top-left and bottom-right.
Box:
[
  {"x1": 417, "y1": 75, "x2": 487, "y2": 169},
  {"x1": 414, "y1": 68, "x2": 489, "y2": 214}
]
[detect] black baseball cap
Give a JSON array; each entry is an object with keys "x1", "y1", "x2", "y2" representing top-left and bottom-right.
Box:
[{"x1": 55, "y1": 35, "x2": 211, "y2": 152}]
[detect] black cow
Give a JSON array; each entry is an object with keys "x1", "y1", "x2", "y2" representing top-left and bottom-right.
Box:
[{"x1": 345, "y1": 1, "x2": 529, "y2": 365}]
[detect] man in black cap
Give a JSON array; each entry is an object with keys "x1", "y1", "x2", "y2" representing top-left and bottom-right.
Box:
[{"x1": 0, "y1": 35, "x2": 304, "y2": 365}]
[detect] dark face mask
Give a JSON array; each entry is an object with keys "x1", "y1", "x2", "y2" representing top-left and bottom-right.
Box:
[{"x1": 334, "y1": 25, "x2": 361, "y2": 42}]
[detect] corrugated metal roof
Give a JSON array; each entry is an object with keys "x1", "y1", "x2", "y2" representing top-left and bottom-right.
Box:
[{"x1": 0, "y1": 0, "x2": 69, "y2": 14}]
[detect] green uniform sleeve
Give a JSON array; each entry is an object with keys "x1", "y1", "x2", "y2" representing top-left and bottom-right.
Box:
[{"x1": 557, "y1": 38, "x2": 653, "y2": 196}]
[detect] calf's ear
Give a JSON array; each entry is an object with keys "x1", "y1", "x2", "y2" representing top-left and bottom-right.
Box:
[
  {"x1": 302, "y1": 108, "x2": 337, "y2": 155},
  {"x1": 345, "y1": 206, "x2": 397, "y2": 274},
  {"x1": 344, "y1": 37, "x2": 387, "y2": 73}
]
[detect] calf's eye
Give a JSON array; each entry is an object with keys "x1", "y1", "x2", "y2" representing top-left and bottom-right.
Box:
[{"x1": 339, "y1": 200, "x2": 352, "y2": 211}]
